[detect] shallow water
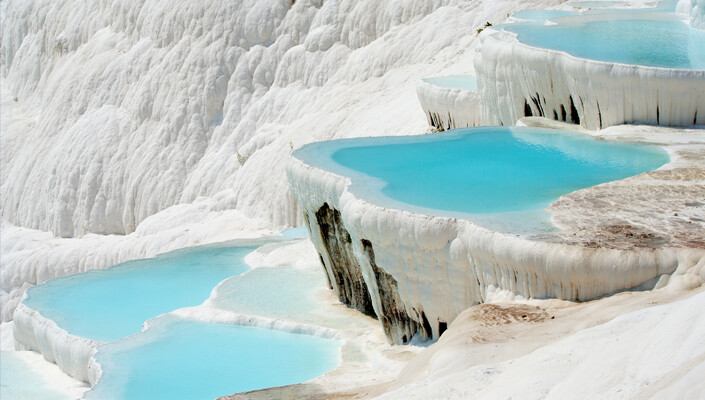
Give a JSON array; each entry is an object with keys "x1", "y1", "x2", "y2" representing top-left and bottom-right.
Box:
[
  {"x1": 23, "y1": 245, "x2": 254, "y2": 342},
  {"x1": 294, "y1": 127, "x2": 669, "y2": 232},
  {"x1": 0, "y1": 351, "x2": 76, "y2": 400},
  {"x1": 422, "y1": 75, "x2": 477, "y2": 90},
  {"x1": 85, "y1": 316, "x2": 340, "y2": 400},
  {"x1": 506, "y1": 14, "x2": 705, "y2": 69},
  {"x1": 211, "y1": 266, "x2": 327, "y2": 320}
]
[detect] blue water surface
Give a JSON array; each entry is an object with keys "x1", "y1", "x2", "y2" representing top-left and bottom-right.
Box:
[
  {"x1": 422, "y1": 75, "x2": 477, "y2": 90},
  {"x1": 294, "y1": 127, "x2": 668, "y2": 231},
  {"x1": 85, "y1": 316, "x2": 340, "y2": 400},
  {"x1": 211, "y1": 267, "x2": 326, "y2": 319},
  {"x1": 505, "y1": 14, "x2": 705, "y2": 69},
  {"x1": 23, "y1": 244, "x2": 255, "y2": 342}
]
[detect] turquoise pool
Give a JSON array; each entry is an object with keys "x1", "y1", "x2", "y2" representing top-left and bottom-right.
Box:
[
  {"x1": 505, "y1": 13, "x2": 705, "y2": 69},
  {"x1": 23, "y1": 244, "x2": 255, "y2": 342},
  {"x1": 422, "y1": 75, "x2": 477, "y2": 90},
  {"x1": 293, "y1": 127, "x2": 669, "y2": 231},
  {"x1": 85, "y1": 316, "x2": 340, "y2": 400}
]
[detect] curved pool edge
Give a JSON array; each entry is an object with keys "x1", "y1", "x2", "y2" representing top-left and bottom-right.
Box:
[
  {"x1": 11, "y1": 244, "x2": 350, "y2": 393},
  {"x1": 13, "y1": 300, "x2": 101, "y2": 385},
  {"x1": 475, "y1": 28, "x2": 705, "y2": 130},
  {"x1": 286, "y1": 136, "x2": 700, "y2": 344}
]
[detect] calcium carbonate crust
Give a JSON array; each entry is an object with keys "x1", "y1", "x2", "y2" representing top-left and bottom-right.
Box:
[
  {"x1": 678, "y1": 0, "x2": 705, "y2": 29},
  {"x1": 286, "y1": 153, "x2": 692, "y2": 344},
  {"x1": 475, "y1": 28, "x2": 705, "y2": 130},
  {"x1": 416, "y1": 79, "x2": 480, "y2": 131},
  {"x1": 2, "y1": 0, "x2": 544, "y2": 238},
  {"x1": 13, "y1": 301, "x2": 101, "y2": 384}
]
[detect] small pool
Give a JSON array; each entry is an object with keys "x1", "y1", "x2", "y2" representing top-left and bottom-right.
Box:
[
  {"x1": 211, "y1": 266, "x2": 326, "y2": 320},
  {"x1": 85, "y1": 316, "x2": 340, "y2": 400},
  {"x1": 505, "y1": 13, "x2": 705, "y2": 69},
  {"x1": 293, "y1": 127, "x2": 669, "y2": 232},
  {"x1": 422, "y1": 75, "x2": 477, "y2": 91},
  {"x1": 23, "y1": 244, "x2": 254, "y2": 342},
  {"x1": 0, "y1": 351, "x2": 78, "y2": 400}
]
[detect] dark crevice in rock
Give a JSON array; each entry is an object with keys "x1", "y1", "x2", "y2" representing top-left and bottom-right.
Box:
[
  {"x1": 420, "y1": 311, "x2": 433, "y2": 338},
  {"x1": 597, "y1": 102, "x2": 603, "y2": 129},
  {"x1": 315, "y1": 203, "x2": 376, "y2": 316},
  {"x1": 656, "y1": 105, "x2": 660, "y2": 125},
  {"x1": 438, "y1": 321, "x2": 448, "y2": 337},
  {"x1": 362, "y1": 239, "x2": 421, "y2": 344},
  {"x1": 695, "y1": 111, "x2": 698, "y2": 126},
  {"x1": 553, "y1": 110, "x2": 558, "y2": 120},
  {"x1": 569, "y1": 96, "x2": 580, "y2": 125},
  {"x1": 560, "y1": 104, "x2": 567, "y2": 122},
  {"x1": 524, "y1": 99, "x2": 533, "y2": 117},
  {"x1": 530, "y1": 94, "x2": 544, "y2": 117}
]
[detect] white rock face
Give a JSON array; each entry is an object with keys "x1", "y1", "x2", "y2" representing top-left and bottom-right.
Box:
[
  {"x1": 475, "y1": 27, "x2": 705, "y2": 130},
  {"x1": 416, "y1": 79, "x2": 480, "y2": 131},
  {"x1": 1, "y1": 0, "x2": 540, "y2": 238},
  {"x1": 679, "y1": 0, "x2": 705, "y2": 29},
  {"x1": 13, "y1": 302, "x2": 100, "y2": 384}
]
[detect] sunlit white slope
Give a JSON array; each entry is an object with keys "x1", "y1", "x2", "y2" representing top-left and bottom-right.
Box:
[
  {"x1": 376, "y1": 289, "x2": 705, "y2": 400},
  {"x1": 1, "y1": 0, "x2": 553, "y2": 238}
]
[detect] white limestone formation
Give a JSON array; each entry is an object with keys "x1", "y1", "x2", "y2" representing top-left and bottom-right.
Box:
[
  {"x1": 416, "y1": 78, "x2": 480, "y2": 131},
  {"x1": 679, "y1": 0, "x2": 705, "y2": 29},
  {"x1": 1, "y1": 0, "x2": 528, "y2": 238},
  {"x1": 475, "y1": 22, "x2": 705, "y2": 130},
  {"x1": 286, "y1": 138, "x2": 701, "y2": 344},
  {"x1": 13, "y1": 302, "x2": 101, "y2": 385}
]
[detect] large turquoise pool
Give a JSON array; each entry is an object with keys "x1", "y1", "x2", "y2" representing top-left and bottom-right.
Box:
[
  {"x1": 293, "y1": 127, "x2": 669, "y2": 231},
  {"x1": 86, "y1": 316, "x2": 340, "y2": 400},
  {"x1": 24, "y1": 244, "x2": 254, "y2": 342},
  {"x1": 505, "y1": 13, "x2": 705, "y2": 69}
]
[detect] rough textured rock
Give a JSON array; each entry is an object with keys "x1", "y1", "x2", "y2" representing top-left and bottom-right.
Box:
[
  {"x1": 361, "y1": 239, "x2": 424, "y2": 344},
  {"x1": 475, "y1": 28, "x2": 705, "y2": 130},
  {"x1": 416, "y1": 79, "x2": 480, "y2": 131},
  {"x1": 287, "y1": 124, "x2": 705, "y2": 345},
  {"x1": 313, "y1": 203, "x2": 375, "y2": 316}
]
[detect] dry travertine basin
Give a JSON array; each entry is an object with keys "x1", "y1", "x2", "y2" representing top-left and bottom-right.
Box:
[{"x1": 528, "y1": 119, "x2": 705, "y2": 251}]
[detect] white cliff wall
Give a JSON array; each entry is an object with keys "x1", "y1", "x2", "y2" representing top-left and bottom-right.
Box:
[
  {"x1": 475, "y1": 31, "x2": 705, "y2": 130},
  {"x1": 416, "y1": 80, "x2": 480, "y2": 131},
  {"x1": 0, "y1": 0, "x2": 542, "y2": 238},
  {"x1": 286, "y1": 155, "x2": 682, "y2": 344},
  {"x1": 679, "y1": 0, "x2": 705, "y2": 29}
]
